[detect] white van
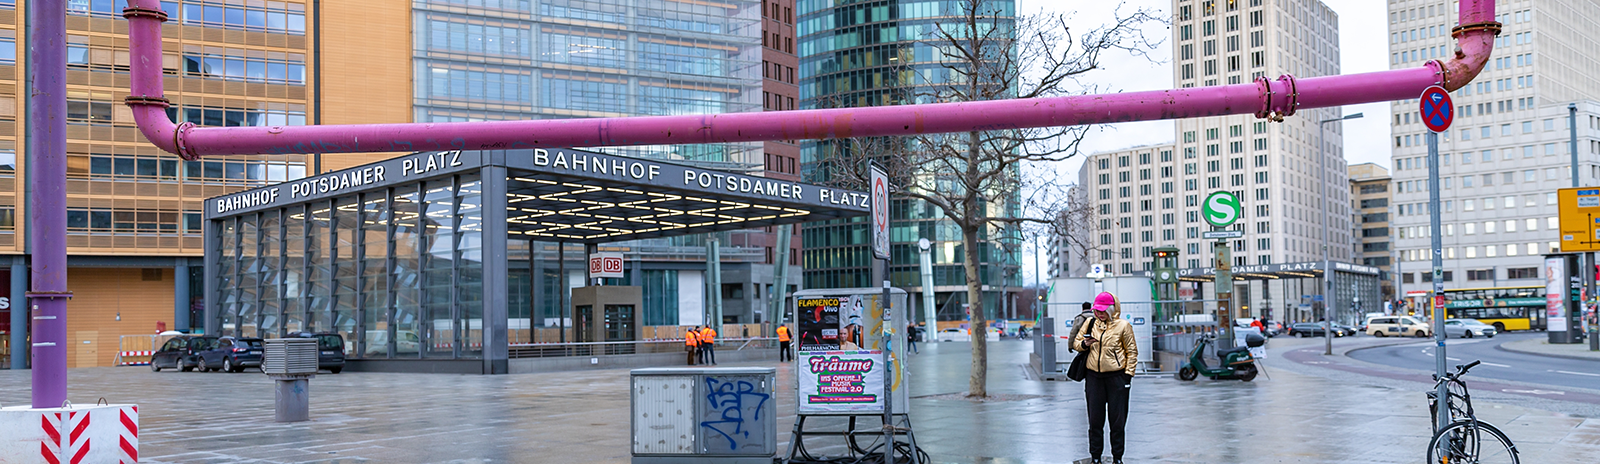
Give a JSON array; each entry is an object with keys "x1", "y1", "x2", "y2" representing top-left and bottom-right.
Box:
[{"x1": 1366, "y1": 316, "x2": 1431, "y2": 338}]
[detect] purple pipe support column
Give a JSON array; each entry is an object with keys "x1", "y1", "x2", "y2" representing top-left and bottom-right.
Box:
[
  {"x1": 127, "y1": 0, "x2": 1496, "y2": 158},
  {"x1": 30, "y1": 0, "x2": 73, "y2": 408}
]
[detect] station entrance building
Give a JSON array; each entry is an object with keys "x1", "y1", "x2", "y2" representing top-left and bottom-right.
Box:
[{"x1": 203, "y1": 149, "x2": 869, "y2": 373}]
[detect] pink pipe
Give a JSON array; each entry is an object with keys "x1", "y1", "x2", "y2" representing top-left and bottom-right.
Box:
[{"x1": 124, "y1": 0, "x2": 1499, "y2": 161}]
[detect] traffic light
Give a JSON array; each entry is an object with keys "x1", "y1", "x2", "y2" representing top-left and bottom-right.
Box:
[{"x1": 1153, "y1": 250, "x2": 1178, "y2": 258}]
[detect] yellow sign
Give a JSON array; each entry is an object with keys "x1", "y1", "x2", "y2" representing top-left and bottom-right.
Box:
[{"x1": 1557, "y1": 187, "x2": 1600, "y2": 252}]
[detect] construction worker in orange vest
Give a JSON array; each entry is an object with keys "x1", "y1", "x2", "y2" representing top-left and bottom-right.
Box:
[
  {"x1": 685, "y1": 327, "x2": 700, "y2": 365},
  {"x1": 699, "y1": 325, "x2": 718, "y2": 365},
  {"x1": 776, "y1": 324, "x2": 793, "y2": 362}
]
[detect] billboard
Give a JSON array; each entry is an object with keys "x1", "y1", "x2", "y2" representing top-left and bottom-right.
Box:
[
  {"x1": 797, "y1": 350, "x2": 884, "y2": 414},
  {"x1": 1546, "y1": 257, "x2": 1567, "y2": 332}
]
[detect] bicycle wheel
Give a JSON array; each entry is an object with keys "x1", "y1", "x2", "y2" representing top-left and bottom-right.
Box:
[{"x1": 1427, "y1": 420, "x2": 1519, "y2": 464}]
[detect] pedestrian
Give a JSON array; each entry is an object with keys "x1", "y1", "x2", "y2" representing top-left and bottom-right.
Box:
[
  {"x1": 776, "y1": 323, "x2": 792, "y2": 362},
  {"x1": 699, "y1": 325, "x2": 718, "y2": 365},
  {"x1": 1066, "y1": 302, "x2": 1093, "y2": 352},
  {"x1": 685, "y1": 327, "x2": 699, "y2": 365},
  {"x1": 906, "y1": 322, "x2": 920, "y2": 354},
  {"x1": 1072, "y1": 292, "x2": 1137, "y2": 464}
]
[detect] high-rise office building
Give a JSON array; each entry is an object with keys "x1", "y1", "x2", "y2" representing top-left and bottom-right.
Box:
[
  {"x1": 1069, "y1": 0, "x2": 1358, "y2": 321},
  {"x1": 1386, "y1": 0, "x2": 1600, "y2": 307},
  {"x1": 1349, "y1": 163, "x2": 1393, "y2": 301},
  {"x1": 3, "y1": 0, "x2": 801, "y2": 369},
  {"x1": 796, "y1": 0, "x2": 1023, "y2": 322}
]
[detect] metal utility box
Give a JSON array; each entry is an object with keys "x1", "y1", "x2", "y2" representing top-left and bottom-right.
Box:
[
  {"x1": 262, "y1": 338, "x2": 319, "y2": 375},
  {"x1": 263, "y1": 337, "x2": 318, "y2": 422},
  {"x1": 630, "y1": 367, "x2": 776, "y2": 464}
]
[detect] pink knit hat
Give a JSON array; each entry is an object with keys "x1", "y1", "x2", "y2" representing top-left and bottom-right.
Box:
[{"x1": 1091, "y1": 292, "x2": 1116, "y2": 312}]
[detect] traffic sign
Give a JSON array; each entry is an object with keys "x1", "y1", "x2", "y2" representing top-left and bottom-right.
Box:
[
  {"x1": 1202, "y1": 230, "x2": 1244, "y2": 240},
  {"x1": 1202, "y1": 191, "x2": 1241, "y2": 228},
  {"x1": 869, "y1": 163, "x2": 890, "y2": 259},
  {"x1": 1419, "y1": 86, "x2": 1453, "y2": 133},
  {"x1": 1433, "y1": 295, "x2": 1447, "y2": 308},
  {"x1": 1556, "y1": 187, "x2": 1600, "y2": 252}
]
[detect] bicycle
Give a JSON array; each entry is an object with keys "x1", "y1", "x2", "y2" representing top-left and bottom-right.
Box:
[{"x1": 1427, "y1": 360, "x2": 1520, "y2": 464}]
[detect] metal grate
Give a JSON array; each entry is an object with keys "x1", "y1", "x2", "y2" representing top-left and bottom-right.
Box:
[{"x1": 262, "y1": 338, "x2": 319, "y2": 375}]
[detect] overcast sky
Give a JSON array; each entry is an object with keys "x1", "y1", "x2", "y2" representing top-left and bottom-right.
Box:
[{"x1": 1012, "y1": 0, "x2": 1393, "y2": 285}]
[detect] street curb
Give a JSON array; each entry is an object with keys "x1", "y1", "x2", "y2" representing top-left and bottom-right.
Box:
[
  {"x1": 1493, "y1": 339, "x2": 1600, "y2": 363},
  {"x1": 1335, "y1": 338, "x2": 1427, "y2": 357}
]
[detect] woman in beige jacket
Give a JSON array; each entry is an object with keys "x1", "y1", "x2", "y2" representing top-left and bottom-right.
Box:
[{"x1": 1072, "y1": 292, "x2": 1138, "y2": 464}]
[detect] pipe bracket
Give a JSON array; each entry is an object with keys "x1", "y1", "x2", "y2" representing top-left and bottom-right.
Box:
[
  {"x1": 123, "y1": 95, "x2": 170, "y2": 108},
  {"x1": 121, "y1": 6, "x2": 169, "y2": 22},
  {"x1": 25, "y1": 291, "x2": 74, "y2": 299},
  {"x1": 1451, "y1": 21, "x2": 1502, "y2": 38},
  {"x1": 173, "y1": 121, "x2": 198, "y2": 160},
  {"x1": 1253, "y1": 76, "x2": 1273, "y2": 120},
  {"x1": 1270, "y1": 74, "x2": 1299, "y2": 121}
]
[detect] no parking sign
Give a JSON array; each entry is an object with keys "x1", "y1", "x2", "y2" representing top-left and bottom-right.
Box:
[{"x1": 1420, "y1": 86, "x2": 1453, "y2": 133}]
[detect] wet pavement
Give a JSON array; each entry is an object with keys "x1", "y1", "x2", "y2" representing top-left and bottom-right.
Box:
[
  {"x1": 1499, "y1": 334, "x2": 1600, "y2": 361},
  {"x1": 0, "y1": 337, "x2": 1596, "y2": 463}
]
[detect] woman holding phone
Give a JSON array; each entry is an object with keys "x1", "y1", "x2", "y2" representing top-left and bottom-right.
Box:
[{"x1": 1072, "y1": 292, "x2": 1138, "y2": 464}]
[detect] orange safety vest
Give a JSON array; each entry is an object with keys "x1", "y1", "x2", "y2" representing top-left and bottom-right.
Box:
[
  {"x1": 685, "y1": 331, "x2": 699, "y2": 346},
  {"x1": 776, "y1": 325, "x2": 791, "y2": 342},
  {"x1": 700, "y1": 328, "x2": 717, "y2": 344}
]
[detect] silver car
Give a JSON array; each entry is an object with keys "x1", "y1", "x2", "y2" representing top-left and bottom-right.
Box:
[{"x1": 1443, "y1": 319, "x2": 1497, "y2": 339}]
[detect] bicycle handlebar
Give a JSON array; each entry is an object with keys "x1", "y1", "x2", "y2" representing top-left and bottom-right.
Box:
[{"x1": 1437, "y1": 360, "x2": 1482, "y2": 383}]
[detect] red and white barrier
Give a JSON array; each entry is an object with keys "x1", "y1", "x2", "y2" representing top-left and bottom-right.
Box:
[
  {"x1": 117, "y1": 351, "x2": 153, "y2": 366},
  {"x1": 0, "y1": 404, "x2": 138, "y2": 463}
]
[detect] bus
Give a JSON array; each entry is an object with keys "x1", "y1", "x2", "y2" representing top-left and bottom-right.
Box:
[{"x1": 1440, "y1": 286, "x2": 1545, "y2": 332}]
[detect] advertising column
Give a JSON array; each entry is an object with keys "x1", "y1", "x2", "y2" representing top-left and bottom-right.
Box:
[{"x1": 1547, "y1": 256, "x2": 1570, "y2": 343}]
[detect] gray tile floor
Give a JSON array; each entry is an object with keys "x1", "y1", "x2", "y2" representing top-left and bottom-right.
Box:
[{"x1": 1, "y1": 337, "x2": 1595, "y2": 463}]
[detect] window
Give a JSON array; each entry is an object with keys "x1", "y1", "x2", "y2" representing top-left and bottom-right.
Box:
[{"x1": 1507, "y1": 267, "x2": 1537, "y2": 279}]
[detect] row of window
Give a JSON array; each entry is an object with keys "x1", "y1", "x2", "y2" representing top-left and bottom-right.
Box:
[
  {"x1": 182, "y1": 54, "x2": 306, "y2": 85},
  {"x1": 1399, "y1": 267, "x2": 1538, "y2": 285},
  {"x1": 62, "y1": 1, "x2": 308, "y2": 35},
  {"x1": 68, "y1": 154, "x2": 306, "y2": 183},
  {"x1": 1399, "y1": 244, "x2": 1558, "y2": 263},
  {"x1": 66, "y1": 208, "x2": 202, "y2": 234},
  {"x1": 1394, "y1": 218, "x2": 1561, "y2": 240},
  {"x1": 1393, "y1": 169, "x2": 1566, "y2": 195}
]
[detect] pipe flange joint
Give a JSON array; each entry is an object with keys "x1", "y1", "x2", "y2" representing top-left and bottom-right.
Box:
[
  {"x1": 1253, "y1": 75, "x2": 1274, "y2": 119},
  {"x1": 1274, "y1": 74, "x2": 1299, "y2": 119},
  {"x1": 25, "y1": 291, "x2": 75, "y2": 300},
  {"x1": 1451, "y1": 21, "x2": 1502, "y2": 38},
  {"x1": 121, "y1": 6, "x2": 169, "y2": 22},
  {"x1": 1427, "y1": 59, "x2": 1450, "y2": 88},
  {"x1": 123, "y1": 95, "x2": 170, "y2": 108},
  {"x1": 173, "y1": 121, "x2": 199, "y2": 161}
]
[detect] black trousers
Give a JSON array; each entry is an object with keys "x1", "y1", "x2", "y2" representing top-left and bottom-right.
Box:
[
  {"x1": 1085, "y1": 370, "x2": 1131, "y2": 460},
  {"x1": 702, "y1": 343, "x2": 717, "y2": 364},
  {"x1": 779, "y1": 341, "x2": 792, "y2": 362}
]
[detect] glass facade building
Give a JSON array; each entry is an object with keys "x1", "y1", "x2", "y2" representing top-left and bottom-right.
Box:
[
  {"x1": 411, "y1": 0, "x2": 764, "y2": 165},
  {"x1": 204, "y1": 149, "x2": 867, "y2": 373},
  {"x1": 796, "y1": 0, "x2": 1023, "y2": 321}
]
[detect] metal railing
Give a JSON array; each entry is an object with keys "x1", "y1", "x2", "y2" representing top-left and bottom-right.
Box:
[{"x1": 507, "y1": 337, "x2": 777, "y2": 359}]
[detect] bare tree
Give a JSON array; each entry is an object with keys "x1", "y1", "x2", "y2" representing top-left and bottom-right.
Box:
[{"x1": 813, "y1": 1, "x2": 1160, "y2": 397}]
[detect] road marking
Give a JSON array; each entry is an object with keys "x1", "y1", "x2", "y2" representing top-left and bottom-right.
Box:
[
  {"x1": 1481, "y1": 362, "x2": 1510, "y2": 368},
  {"x1": 1552, "y1": 370, "x2": 1600, "y2": 377},
  {"x1": 1446, "y1": 357, "x2": 1461, "y2": 361},
  {"x1": 1502, "y1": 388, "x2": 1565, "y2": 395}
]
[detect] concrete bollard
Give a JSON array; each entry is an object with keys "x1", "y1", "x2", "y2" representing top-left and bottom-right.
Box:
[{"x1": 271, "y1": 374, "x2": 313, "y2": 422}]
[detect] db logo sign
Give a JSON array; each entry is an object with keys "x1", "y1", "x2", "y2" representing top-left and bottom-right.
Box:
[{"x1": 589, "y1": 252, "x2": 624, "y2": 279}]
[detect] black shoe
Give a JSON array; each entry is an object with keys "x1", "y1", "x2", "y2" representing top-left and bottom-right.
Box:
[
  {"x1": 1113, "y1": 459, "x2": 1124, "y2": 464},
  {"x1": 1090, "y1": 458, "x2": 1102, "y2": 464}
]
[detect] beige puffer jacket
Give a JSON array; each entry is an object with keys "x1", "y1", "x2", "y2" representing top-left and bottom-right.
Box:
[{"x1": 1070, "y1": 295, "x2": 1138, "y2": 377}]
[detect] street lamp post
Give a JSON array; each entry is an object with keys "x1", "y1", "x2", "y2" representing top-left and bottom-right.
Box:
[{"x1": 1318, "y1": 111, "x2": 1363, "y2": 356}]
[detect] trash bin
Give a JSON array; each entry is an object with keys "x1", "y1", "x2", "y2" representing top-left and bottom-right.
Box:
[
  {"x1": 262, "y1": 338, "x2": 318, "y2": 422},
  {"x1": 630, "y1": 367, "x2": 776, "y2": 464}
]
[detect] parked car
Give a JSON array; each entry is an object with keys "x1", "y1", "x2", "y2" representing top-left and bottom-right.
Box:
[
  {"x1": 289, "y1": 332, "x2": 346, "y2": 373},
  {"x1": 1332, "y1": 323, "x2": 1359, "y2": 337},
  {"x1": 151, "y1": 335, "x2": 217, "y2": 372},
  {"x1": 1443, "y1": 319, "x2": 1497, "y2": 339},
  {"x1": 197, "y1": 336, "x2": 264, "y2": 373},
  {"x1": 1287, "y1": 322, "x2": 1346, "y2": 338},
  {"x1": 938, "y1": 328, "x2": 969, "y2": 342},
  {"x1": 1367, "y1": 316, "x2": 1431, "y2": 337}
]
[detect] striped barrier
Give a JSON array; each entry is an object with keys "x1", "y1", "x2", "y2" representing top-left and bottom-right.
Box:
[
  {"x1": 117, "y1": 351, "x2": 153, "y2": 366},
  {"x1": 0, "y1": 404, "x2": 138, "y2": 464}
]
